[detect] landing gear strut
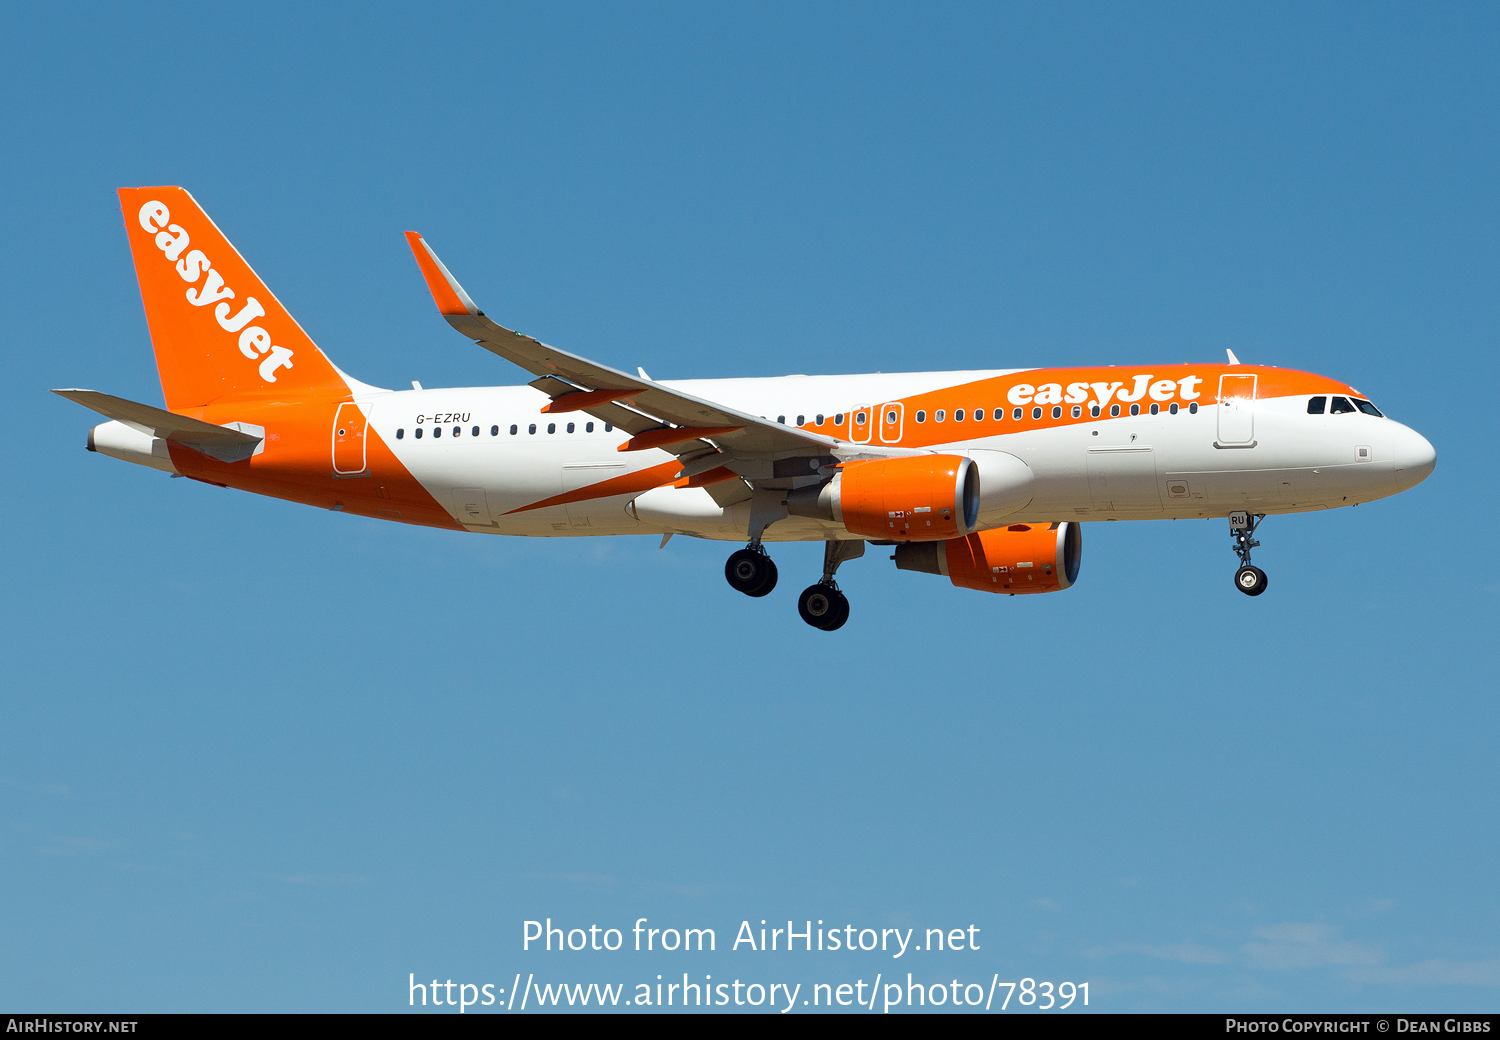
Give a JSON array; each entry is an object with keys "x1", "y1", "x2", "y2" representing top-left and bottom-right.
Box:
[
  {"x1": 797, "y1": 540, "x2": 864, "y2": 631},
  {"x1": 1229, "y1": 511, "x2": 1268, "y2": 597}
]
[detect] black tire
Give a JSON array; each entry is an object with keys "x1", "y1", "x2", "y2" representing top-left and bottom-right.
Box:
[
  {"x1": 748, "y1": 557, "x2": 778, "y2": 597},
  {"x1": 726, "y1": 548, "x2": 774, "y2": 596},
  {"x1": 1234, "y1": 565, "x2": 1268, "y2": 597},
  {"x1": 825, "y1": 590, "x2": 850, "y2": 630},
  {"x1": 798, "y1": 583, "x2": 840, "y2": 627}
]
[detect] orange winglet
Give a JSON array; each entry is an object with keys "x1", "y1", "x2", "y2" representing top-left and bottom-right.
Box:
[
  {"x1": 540, "y1": 389, "x2": 638, "y2": 413},
  {"x1": 403, "y1": 231, "x2": 476, "y2": 317},
  {"x1": 617, "y1": 426, "x2": 743, "y2": 452}
]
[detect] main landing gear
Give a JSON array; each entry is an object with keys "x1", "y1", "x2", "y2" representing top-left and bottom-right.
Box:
[
  {"x1": 796, "y1": 540, "x2": 863, "y2": 631},
  {"x1": 797, "y1": 583, "x2": 849, "y2": 631},
  {"x1": 725, "y1": 546, "x2": 778, "y2": 597},
  {"x1": 1229, "y1": 511, "x2": 1269, "y2": 597},
  {"x1": 723, "y1": 539, "x2": 864, "y2": 630}
]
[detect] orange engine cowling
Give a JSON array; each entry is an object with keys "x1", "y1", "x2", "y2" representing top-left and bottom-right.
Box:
[
  {"x1": 893, "y1": 522, "x2": 1083, "y2": 594},
  {"x1": 787, "y1": 454, "x2": 980, "y2": 542}
]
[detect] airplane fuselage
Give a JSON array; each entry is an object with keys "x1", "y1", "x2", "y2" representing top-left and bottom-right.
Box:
[{"x1": 90, "y1": 364, "x2": 1434, "y2": 542}]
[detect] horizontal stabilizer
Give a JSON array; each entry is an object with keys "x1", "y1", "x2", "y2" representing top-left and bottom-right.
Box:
[{"x1": 52, "y1": 389, "x2": 263, "y2": 463}]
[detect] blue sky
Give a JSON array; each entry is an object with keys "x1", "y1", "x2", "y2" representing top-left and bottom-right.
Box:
[{"x1": 1, "y1": 2, "x2": 1496, "y2": 1013}]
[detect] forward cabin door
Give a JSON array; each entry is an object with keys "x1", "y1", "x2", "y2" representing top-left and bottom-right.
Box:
[
  {"x1": 332, "y1": 402, "x2": 368, "y2": 475},
  {"x1": 1216, "y1": 374, "x2": 1257, "y2": 446}
]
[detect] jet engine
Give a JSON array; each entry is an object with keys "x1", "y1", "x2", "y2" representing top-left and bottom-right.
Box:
[
  {"x1": 893, "y1": 522, "x2": 1083, "y2": 594},
  {"x1": 787, "y1": 454, "x2": 980, "y2": 541}
]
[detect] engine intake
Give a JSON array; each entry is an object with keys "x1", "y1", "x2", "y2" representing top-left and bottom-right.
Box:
[
  {"x1": 894, "y1": 522, "x2": 1083, "y2": 594},
  {"x1": 787, "y1": 454, "x2": 980, "y2": 541}
]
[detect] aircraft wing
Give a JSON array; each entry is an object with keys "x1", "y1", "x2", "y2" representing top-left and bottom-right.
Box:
[{"x1": 403, "y1": 232, "x2": 849, "y2": 464}]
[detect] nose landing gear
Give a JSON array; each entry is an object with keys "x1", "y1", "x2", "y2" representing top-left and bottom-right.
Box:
[{"x1": 1229, "y1": 511, "x2": 1269, "y2": 596}]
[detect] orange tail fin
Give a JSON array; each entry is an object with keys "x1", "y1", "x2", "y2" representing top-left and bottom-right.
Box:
[{"x1": 118, "y1": 187, "x2": 348, "y2": 411}]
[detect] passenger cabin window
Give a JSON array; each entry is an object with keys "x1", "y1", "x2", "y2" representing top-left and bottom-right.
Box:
[
  {"x1": 1031, "y1": 406, "x2": 1042, "y2": 419},
  {"x1": 1130, "y1": 404, "x2": 1140, "y2": 416},
  {"x1": 886, "y1": 410, "x2": 897, "y2": 424},
  {"x1": 973, "y1": 409, "x2": 983, "y2": 422},
  {"x1": 994, "y1": 408, "x2": 1004, "y2": 420},
  {"x1": 415, "y1": 427, "x2": 424, "y2": 439},
  {"x1": 567, "y1": 422, "x2": 575, "y2": 433},
  {"x1": 815, "y1": 414, "x2": 825, "y2": 425},
  {"x1": 1169, "y1": 403, "x2": 1179, "y2": 414},
  {"x1": 1189, "y1": 402, "x2": 1198, "y2": 414},
  {"x1": 452, "y1": 425, "x2": 460, "y2": 436},
  {"x1": 396, "y1": 428, "x2": 404, "y2": 439},
  {"x1": 955, "y1": 409, "x2": 965, "y2": 421},
  {"x1": 433, "y1": 427, "x2": 441, "y2": 438},
  {"x1": 547, "y1": 423, "x2": 556, "y2": 434},
  {"x1": 797, "y1": 415, "x2": 805, "y2": 426},
  {"x1": 777, "y1": 415, "x2": 785, "y2": 424},
  {"x1": 1052, "y1": 406, "x2": 1062, "y2": 419},
  {"x1": 915, "y1": 410, "x2": 926, "y2": 423},
  {"x1": 935, "y1": 410, "x2": 945, "y2": 422},
  {"x1": 1307, "y1": 396, "x2": 1327, "y2": 414},
  {"x1": 604, "y1": 423, "x2": 613, "y2": 432},
  {"x1": 1111, "y1": 405, "x2": 1121, "y2": 417},
  {"x1": 1012, "y1": 407, "x2": 1022, "y2": 420},
  {"x1": 1354, "y1": 399, "x2": 1383, "y2": 417},
  {"x1": 586, "y1": 422, "x2": 594, "y2": 432},
  {"x1": 528, "y1": 424, "x2": 536, "y2": 434},
  {"x1": 1330, "y1": 396, "x2": 1356, "y2": 414},
  {"x1": 1091, "y1": 405, "x2": 1101, "y2": 417},
  {"x1": 490, "y1": 425, "x2": 499, "y2": 436},
  {"x1": 834, "y1": 413, "x2": 845, "y2": 425},
  {"x1": 1072, "y1": 406, "x2": 1082, "y2": 418},
  {"x1": 510, "y1": 424, "x2": 518, "y2": 435}
]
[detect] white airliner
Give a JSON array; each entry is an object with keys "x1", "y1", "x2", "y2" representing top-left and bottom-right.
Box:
[{"x1": 60, "y1": 187, "x2": 1436, "y2": 629}]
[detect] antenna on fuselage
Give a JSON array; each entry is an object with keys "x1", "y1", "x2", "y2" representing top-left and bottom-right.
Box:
[{"x1": 1225, "y1": 349, "x2": 1241, "y2": 366}]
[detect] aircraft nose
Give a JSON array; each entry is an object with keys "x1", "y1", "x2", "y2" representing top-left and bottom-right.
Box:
[{"x1": 1392, "y1": 423, "x2": 1436, "y2": 492}]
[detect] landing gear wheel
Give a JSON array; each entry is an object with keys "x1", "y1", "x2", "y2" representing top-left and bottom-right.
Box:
[
  {"x1": 827, "y1": 590, "x2": 850, "y2": 630},
  {"x1": 1234, "y1": 565, "x2": 1268, "y2": 597},
  {"x1": 748, "y1": 557, "x2": 778, "y2": 597},
  {"x1": 726, "y1": 548, "x2": 777, "y2": 597},
  {"x1": 798, "y1": 584, "x2": 850, "y2": 630}
]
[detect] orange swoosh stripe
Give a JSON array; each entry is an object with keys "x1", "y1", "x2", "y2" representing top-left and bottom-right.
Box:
[{"x1": 504, "y1": 460, "x2": 682, "y2": 514}]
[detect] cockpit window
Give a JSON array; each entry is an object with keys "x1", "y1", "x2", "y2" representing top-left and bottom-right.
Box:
[
  {"x1": 1307, "y1": 396, "x2": 1326, "y2": 414},
  {"x1": 1330, "y1": 396, "x2": 1356, "y2": 414},
  {"x1": 1353, "y1": 399, "x2": 1383, "y2": 417}
]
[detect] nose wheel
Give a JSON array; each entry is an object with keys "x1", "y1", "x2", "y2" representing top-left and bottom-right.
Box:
[
  {"x1": 1235, "y1": 565, "x2": 1268, "y2": 596},
  {"x1": 725, "y1": 547, "x2": 778, "y2": 597},
  {"x1": 1229, "y1": 511, "x2": 1269, "y2": 597}
]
